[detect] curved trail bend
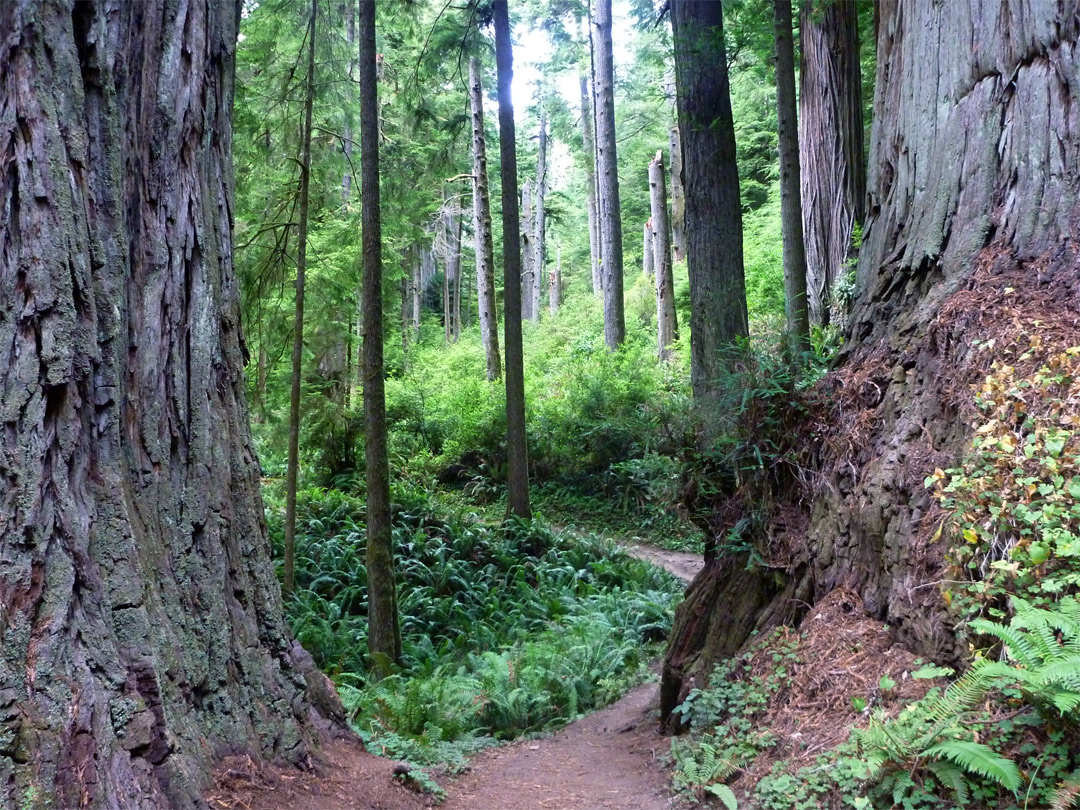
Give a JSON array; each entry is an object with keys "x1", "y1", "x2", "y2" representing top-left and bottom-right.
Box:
[{"x1": 209, "y1": 544, "x2": 701, "y2": 810}]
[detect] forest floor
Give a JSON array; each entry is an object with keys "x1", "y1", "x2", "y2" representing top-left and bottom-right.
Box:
[{"x1": 207, "y1": 545, "x2": 702, "y2": 810}]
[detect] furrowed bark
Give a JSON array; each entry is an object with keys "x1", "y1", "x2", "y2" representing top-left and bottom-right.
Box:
[{"x1": 0, "y1": 2, "x2": 335, "y2": 805}]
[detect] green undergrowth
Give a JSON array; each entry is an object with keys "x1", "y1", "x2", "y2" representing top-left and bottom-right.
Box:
[
  {"x1": 267, "y1": 484, "x2": 683, "y2": 769},
  {"x1": 671, "y1": 602, "x2": 1080, "y2": 810},
  {"x1": 671, "y1": 346, "x2": 1080, "y2": 809}
]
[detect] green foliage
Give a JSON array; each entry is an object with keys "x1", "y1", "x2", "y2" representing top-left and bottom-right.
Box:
[
  {"x1": 670, "y1": 629, "x2": 800, "y2": 803},
  {"x1": 926, "y1": 341, "x2": 1080, "y2": 626},
  {"x1": 269, "y1": 484, "x2": 682, "y2": 763}
]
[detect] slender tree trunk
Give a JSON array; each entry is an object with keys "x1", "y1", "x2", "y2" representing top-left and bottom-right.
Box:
[
  {"x1": 669, "y1": 125, "x2": 687, "y2": 262},
  {"x1": 580, "y1": 75, "x2": 603, "y2": 294},
  {"x1": 532, "y1": 109, "x2": 548, "y2": 320},
  {"x1": 643, "y1": 220, "x2": 655, "y2": 278},
  {"x1": 443, "y1": 199, "x2": 462, "y2": 343},
  {"x1": 0, "y1": 2, "x2": 334, "y2": 805},
  {"x1": 400, "y1": 274, "x2": 409, "y2": 353},
  {"x1": 493, "y1": 0, "x2": 532, "y2": 520},
  {"x1": 443, "y1": 207, "x2": 452, "y2": 342},
  {"x1": 283, "y1": 0, "x2": 318, "y2": 597},
  {"x1": 774, "y1": 0, "x2": 810, "y2": 353},
  {"x1": 594, "y1": 0, "x2": 625, "y2": 349},
  {"x1": 799, "y1": 0, "x2": 865, "y2": 327},
  {"x1": 469, "y1": 56, "x2": 502, "y2": 381},
  {"x1": 550, "y1": 243, "x2": 562, "y2": 316},
  {"x1": 342, "y1": 0, "x2": 356, "y2": 205},
  {"x1": 411, "y1": 252, "x2": 422, "y2": 345},
  {"x1": 650, "y1": 152, "x2": 678, "y2": 361},
  {"x1": 521, "y1": 181, "x2": 535, "y2": 321},
  {"x1": 360, "y1": 0, "x2": 400, "y2": 671},
  {"x1": 671, "y1": 0, "x2": 748, "y2": 408}
]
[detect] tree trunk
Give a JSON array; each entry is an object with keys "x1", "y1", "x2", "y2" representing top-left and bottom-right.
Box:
[
  {"x1": 360, "y1": 0, "x2": 400, "y2": 671},
  {"x1": 0, "y1": 2, "x2": 337, "y2": 805},
  {"x1": 493, "y1": 0, "x2": 532, "y2": 520},
  {"x1": 342, "y1": 0, "x2": 356, "y2": 205},
  {"x1": 593, "y1": 0, "x2": 626, "y2": 349},
  {"x1": 443, "y1": 205, "x2": 452, "y2": 343},
  {"x1": 443, "y1": 199, "x2": 463, "y2": 343},
  {"x1": 643, "y1": 220, "x2": 655, "y2": 278},
  {"x1": 799, "y1": 0, "x2": 865, "y2": 328},
  {"x1": 411, "y1": 253, "x2": 422, "y2": 346},
  {"x1": 669, "y1": 125, "x2": 686, "y2": 263},
  {"x1": 283, "y1": 0, "x2": 318, "y2": 598},
  {"x1": 580, "y1": 75, "x2": 603, "y2": 294},
  {"x1": 469, "y1": 56, "x2": 502, "y2": 382},
  {"x1": 649, "y1": 153, "x2": 678, "y2": 361},
  {"x1": 550, "y1": 243, "x2": 562, "y2": 317},
  {"x1": 670, "y1": 0, "x2": 748, "y2": 408},
  {"x1": 521, "y1": 181, "x2": 535, "y2": 321},
  {"x1": 662, "y1": 0, "x2": 1080, "y2": 727},
  {"x1": 532, "y1": 109, "x2": 548, "y2": 321},
  {"x1": 774, "y1": 0, "x2": 810, "y2": 353}
]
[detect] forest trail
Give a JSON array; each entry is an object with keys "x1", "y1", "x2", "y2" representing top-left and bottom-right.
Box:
[{"x1": 209, "y1": 544, "x2": 698, "y2": 810}]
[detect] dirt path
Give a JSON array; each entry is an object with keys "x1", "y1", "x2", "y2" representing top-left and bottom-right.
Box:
[
  {"x1": 441, "y1": 681, "x2": 677, "y2": 810},
  {"x1": 625, "y1": 545, "x2": 703, "y2": 584},
  {"x1": 209, "y1": 544, "x2": 698, "y2": 810}
]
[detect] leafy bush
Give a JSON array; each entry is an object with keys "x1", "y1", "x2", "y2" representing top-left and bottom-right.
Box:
[{"x1": 927, "y1": 342, "x2": 1080, "y2": 627}]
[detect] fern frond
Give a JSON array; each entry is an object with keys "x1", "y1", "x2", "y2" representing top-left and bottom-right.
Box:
[
  {"x1": 705, "y1": 783, "x2": 739, "y2": 810},
  {"x1": 1051, "y1": 767, "x2": 1080, "y2": 810},
  {"x1": 969, "y1": 619, "x2": 1042, "y2": 668},
  {"x1": 927, "y1": 760, "x2": 971, "y2": 807},
  {"x1": 922, "y1": 740, "x2": 1022, "y2": 794}
]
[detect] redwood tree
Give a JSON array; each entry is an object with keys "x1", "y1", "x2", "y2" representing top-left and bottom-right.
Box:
[
  {"x1": 360, "y1": 0, "x2": 401, "y2": 670},
  {"x1": 662, "y1": 0, "x2": 1080, "y2": 727},
  {"x1": 799, "y1": 0, "x2": 865, "y2": 327},
  {"x1": 594, "y1": 0, "x2": 626, "y2": 349},
  {"x1": 670, "y1": 0, "x2": 748, "y2": 407},
  {"x1": 493, "y1": 0, "x2": 532, "y2": 520},
  {"x1": 0, "y1": 2, "x2": 332, "y2": 805}
]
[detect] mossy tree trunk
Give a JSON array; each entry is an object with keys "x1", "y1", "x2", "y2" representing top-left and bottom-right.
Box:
[
  {"x1": 663, "y1": 0, "x2": 1080, "y2": 727},
  {"x1": 0, "y1": 1, "x2": 337, "y2": 805}
]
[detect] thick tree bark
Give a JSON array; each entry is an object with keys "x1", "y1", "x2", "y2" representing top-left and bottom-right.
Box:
[
  {"x1": 669, "y1": 125, "x2": 686, "y2": 263},
  {"x1": 649, "y1": 153, "x2": 678, "y2": 361},
  {"x1": 531, "y1": 110, "x2": 548, "y2": 321},
  {"x1": 493, "y1": 0, "x2": 532, "y2": 520},
  {"x1": 360, "y1": 0, "x2": 401, "y2": 670},
  {"x1": 0, "y1": 2, "x2": 335, "y2": 806},
  {"x1": 283, "y1": 0, "x2": 317, "y2": 599},
  {"x1": 662, "y1": 0, "x2": 1080, "y2": 726},
  {"x1": 580, "y1": 75, "x2": 603, "y2": 294},
  {"x1": 593, "y1": 0, "x2": 626, "y2": 349},
  {"x1": 799, "y1": 0, "x2": 865, "y2": 328},
  {"x1": 468, "y1": 57, "x2": 502, "y2": 382},
  {"x1": 773, "y1": 0, "x2": 810, "y2": 352},
  {"x1": 670, "y1": 0, "x2": 748, "y2": 407}
]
